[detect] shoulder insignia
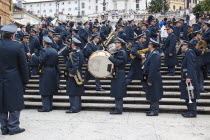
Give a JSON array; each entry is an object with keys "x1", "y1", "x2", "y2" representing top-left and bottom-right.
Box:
[
  {"x1": 76, "y1": 50, "x2": 80, "y2": 53},
  {"x1": 14, "y1": 40, "x2": 21, "y2": 44},
  {"x1": 153, "y1": 51, "x2": 156, "y2": 54}
]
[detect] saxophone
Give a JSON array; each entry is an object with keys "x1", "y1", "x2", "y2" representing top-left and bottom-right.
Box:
[
  {"x1": 69, "y1": 52, "x2": 83, "y2": 85},
  {"x1": 130, "y1": 48, "x2": 149, "y2": 59}
]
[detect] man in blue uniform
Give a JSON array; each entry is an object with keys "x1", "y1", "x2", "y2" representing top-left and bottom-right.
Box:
[
  {"x1": 126, "y1": 34, "x2": 146, "y2": 85},
  {"x1": 54, "y1": 21, "x2": 65, "y2": 34},
  {"x1": 66, "y1": 38, "x2": 84, "y2": 113},
  {"x1": 0, "y1": 24, "x2": 29, "y2": 135},
  {"x1": 29, "y1": 29, "x2": 41, "y2": 55},
  {"x1": 163, "y1": 26, "x2": 178, "y2": 76},
  {"x1": 173, "y1": 20, "x2": 181, "y2": 40},
  {"x1": 91, "y1": 25, "x2": 100, "y2": 34},
  {"x1": 190, "y1": 31, "x2": 207, "y2": 92},
  {"x1": 202, "y1": 21, "x2": 210, "y2": 75},
  {"x1": 125, "y1": 19, "x2": 135, "y2": 45},
  {"x1": 179, "y1": 19, "x2": 188, "y2": 40},
  {"x1": 179, "y1": 41, "x2": 200, "y2": 118},
  {"x1": 83, "y1": 33, "x2": 104, "y2": 91},
  {"x1": 32, "y1": 36, "x2": 59, "y2": 112},
  {"x1": 141, "y1": 23, "x2": 151, "y2": 48},
  {"x1": 148, "y1": 20, "x2": 158, "y2": 41},
  {"x1": 117, "y1": 25, "x2": 127, "y2": 42},
  {"x1": 79, "y1": 21, "x2": 91, "y2": 49},
  {"x1": 106, "y1": 38, "x2": 127, "y2": 115},
  {"x1": 193, "y1": 16, "x2": 205, "y2": 32},
  {"x1": 100, "y1": 19, "x2": 109, "y2": 43},
  {"x1": 16, "y1": 25, "x2": 27, "y2": 41},
  {"x1": 143, "y1": 39, "x2": 163, "y2": 116}
]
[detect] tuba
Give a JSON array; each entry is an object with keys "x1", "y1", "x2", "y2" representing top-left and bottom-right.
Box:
[
  {"x1": 69, "y1": 52, "x2": 83, "y2": 85},
  {"x1": 103, "y1": 30, "x2": 115, "y2": 47},
  {"x1": 196, "y1": 40, "x2": 208, "y2": 50},
  {"x1": 130, "y1": 48, "x2": 149, "y2": 59}
]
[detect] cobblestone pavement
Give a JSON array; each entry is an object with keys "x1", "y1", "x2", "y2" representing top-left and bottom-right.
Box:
[{"x1": 0, "y1": 110, "x2": 210, "y2": 140}]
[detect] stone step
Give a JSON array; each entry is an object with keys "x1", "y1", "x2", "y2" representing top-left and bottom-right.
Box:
[
  {"x1": 24, "y1": 90, "x2": 210, "y2": 98},
  {"x1": 23, "y1": 95, "x2": 210, "y2": 106},
  {"x1": 24, "y1": 101, "x2": 210, "y2": 114}
]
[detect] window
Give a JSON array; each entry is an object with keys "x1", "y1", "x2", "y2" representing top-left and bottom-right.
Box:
[
  {"x1": 62, "y1": 2, "x2": 64, "y2": 5},
  {"x1": 82, "y1": 11, "x2": 85, "y2": 15},
  {"x1": 96, "y1": 0, "x2": 98, "y2": 3},
  {"x1": 30, "y1": 5, "x2": 32, "y2": 7},
  {"x1": 37, "y1": 4, "x2": 39, "y2": 7},
  {"x1": 49, "y1": 9, "x2": 52, "y2": 12},
  {"x1": 75, "y1": 7, "x2": 78, "y2": 10},
  {"x1": 82, "y1": 3, "x2": 85, "y2": 8},
  {"x1": 49, "y1": 3, "x2": 52, "y2": 6},
  {"x1": 44, "y1": 4, "x2": 45, "y2": 6},
  {"x1": 43, "y1": 10, "x2": 46, "y2": 13},
  {"x1": 37, "y1": 10, "x2": 40, "y2": 13},
  {"x1": 68, "y1": 8, "x2": 71, "y2": 11},
  {"x1": 173, "y1": 5, "x2": 176, "y2": 10},
  {"x1": 96, "y1": 6, "x2": 98, "y2": 12},
  {"x1": 68, "y1": 2, "x2": 71, "y2": 4},
  {"x1": 89, "y1": 6, "x2": 91, "y2": 9},
  {"x1": 136, "y1": 4, "x2": 139, "y2": 9},
  {"x1": 62, "y1": 8, "x2": 65, "y2": 11},
  {"x1": 75, "y1": 1, "x2": 77, "y2": 4}
]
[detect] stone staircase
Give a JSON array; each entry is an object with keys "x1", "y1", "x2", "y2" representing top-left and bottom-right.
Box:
[{"x1": 24, "y1": 56, "x2": 210, "y2": 114}]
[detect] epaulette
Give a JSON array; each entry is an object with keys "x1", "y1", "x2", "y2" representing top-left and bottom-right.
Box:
[
  {"x1": 76, "y1": 50, "x2": 80, "y2": 53},
  {"x1": 153, "y1": 51, "x2": 156, "y2": 54},
  {"x1": 14, "y1": 40, "x2": 21, "y2": 43}
]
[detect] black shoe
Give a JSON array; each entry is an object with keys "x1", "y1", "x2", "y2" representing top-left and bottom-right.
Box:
[
  {"x1": 145, "y1": 111, "x2": 151, "y2": 113},
  {"x1": 66, "y1": 109, "x2": 78, "y2": 113},
  {"x1": 200, "y1": 90, "x2": 208, "y2": 93},
  {"x1": 146, "y1": 112, "x2": 158, "y2": 116},
  {"x1": 38, "y1": 108, "x2": 51, "y2": 112},
  {"x1": 9, "y1": 128, "x2": 25, "y2": 135},
  {"x1": 1, "y1": 130, "x2": 9, "y2": 135},
  {"x1": 110, "y1": 110, "x2": 122, "y2": 115},
  {"x1": 96, "y1": 88, "x2": 105, "y2": 91},
  {"x1": 182, "y1": 112, "x2": 197, "y2": 118}
]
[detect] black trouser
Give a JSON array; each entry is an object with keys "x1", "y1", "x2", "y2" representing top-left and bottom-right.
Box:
[
  {"x1": 115, "y1": 98, "x2": 123, "y2": 112},
  {"x1": 0, "y1": 111, "x2": 20, "y2": 134},
  {"x1": 185, "y1": 99, "x2": 197, "y2": 114},
  {"x1": 84, "y1": 71, "x2": 102, "y2": 90},
  {"x1": 149, "y1": 101, "x2": 159, "y2": 113},
  {"x1": 41, "y1": 95, "x2": 53, "y2": 111},
  {"x1": 168, "y1": 66, "x2": 175, "y2": 75},
  {"x1": 69, "y1": 96, "x2": 81, "y2": 112}
]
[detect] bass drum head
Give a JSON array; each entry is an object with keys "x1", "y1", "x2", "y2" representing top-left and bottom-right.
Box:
[{"x1": 88, "y1": 51, "x2": 114, "y2": 78}]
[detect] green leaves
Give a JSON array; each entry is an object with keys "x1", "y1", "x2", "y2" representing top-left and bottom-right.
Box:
[
  {"x1": 147, "y1": 0, "x2": 169, "y2": 13},
  {"x1": 193, "y1": 0, "x2": 210, "y2": 14}
]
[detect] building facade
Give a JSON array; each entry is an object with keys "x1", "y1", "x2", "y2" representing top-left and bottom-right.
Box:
[
  {"x1": 19, "y1": 0, "x2": 150, "y2": 18},
  {"x1": 0, "y1": 0, "x2": 13, "y2": 25},
  {"x1": 168, "y1": 0, "x2": 184, "y2": 11}
]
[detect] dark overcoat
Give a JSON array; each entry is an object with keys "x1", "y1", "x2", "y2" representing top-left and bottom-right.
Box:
[{"x1": 0, "y1": 39, "x2": 29, "y2": 112}]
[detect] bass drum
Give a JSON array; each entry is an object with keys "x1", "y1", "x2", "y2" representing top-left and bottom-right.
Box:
[{"x1": 88, "y1": 51, "x2": 114, "y2": 78}]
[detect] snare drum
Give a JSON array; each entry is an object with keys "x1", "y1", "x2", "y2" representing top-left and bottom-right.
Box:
[{"x1": 88, "y1": 51, "x2": 114, "y2": 78}]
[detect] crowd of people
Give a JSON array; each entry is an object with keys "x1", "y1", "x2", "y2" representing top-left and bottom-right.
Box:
[{"x1": 0, "y1": 14, "x2": 210, "y2": 135}]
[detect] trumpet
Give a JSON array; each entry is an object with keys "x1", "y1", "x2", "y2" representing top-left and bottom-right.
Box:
[
  {"x1": 130, "y1": 48, "x2": 149, "y2": 59},
  {"x1": 186, "y1": 81, "x2": 194, "y2": 104}
]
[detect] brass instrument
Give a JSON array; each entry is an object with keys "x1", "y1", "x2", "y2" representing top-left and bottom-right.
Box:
[
  {"x1": 69, "y1": 52, "x2": 83, "y2": 85},
  {"x1": 103, "y1": 30, "x2": 115, "y2": 47},
  {"x1": 186, "y1": 81, "x2": 194, "y2": 104},
  {"x1": 130, "y1": 48, "x2": 149, "y2": 59},
  {"x1": 196, "y1": 40, "x2": 208, "y2": 50},
  {"x1": 126, "y1": 42, "x2": 132, "y2": 51}
]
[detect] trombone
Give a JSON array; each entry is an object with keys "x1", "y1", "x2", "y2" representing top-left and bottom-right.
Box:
[{"x1": 186, "y1": 81, "x2": 194, "y2": 104}]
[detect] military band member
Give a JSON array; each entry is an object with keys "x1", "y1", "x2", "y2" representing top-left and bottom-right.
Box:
[
  {"x1": 117, "y1": 24, "x2": 127, "y2": 42},
  {"x1": 164, "y1": 26, "x2": 178, "y2": 76},
  {"x1": 106, "y1": 38, "x2": 127, "y2": 114},
  {"x1": 193, "y1": 16, "x2": 205, "y2": 32},
  {"x1": 125, "y1": 19, "x2": 135, "y2": 45},
  {"x1": 179, "y1": 41, "x2": 200, "y2": 118},
  {"x1": 29, "y1": 29, "x2": 41, "y2": 55},
  {"x1": 143, "y1": 39, "x2": 163, "y2": 116},
  {"x1": 0, "y1": 24, "x2": 29, "y2": 135},
  {"x1": 66, "y1": 38, "x2": 84, "y2": 113},
  {"x1": 79, "y1": 21, "x2": 91, "y2": 49},
  {"x1": 54, "y1": 21, "x2": 65, "y2": 34},
  {"x1": 148, "y1": 20, "x2": 158, "y2": 40},
  {"x1": 173, "y1": 20, "x2": 181, "y2": 40},
  {"x1": 179, "y1": 19, "x2": 188, "y2": 40},
  {"x1": 190, "y1": 31, "x2": 207, "y2": 92},
  {"x1": 141, "y1": 23, "x2": 151, "y2": 49},
  {"x1": 100, "y1": 19, "x2": 109, "y2": 43},
  {"x1": 32, "y1": 36, "x2": 59, "y2": 112},
  {"x1": 21, "y1": 33, "x2": 31, "y2": 57},
  {"x1": 202, "y1": 21, "x2": 210, "y2": 75},
  {"x1": 126, "y1": 34, "x2": 146, "y2": 85},
  {"x1": 16, "y1": 25, "x2": 27, "y2": 41},
  {"x1": 83, "y1": 33, "x2": 104, "y2": 91},
  {"x1": 92, "y1": 25, "x2": 100, "y2": 34}
]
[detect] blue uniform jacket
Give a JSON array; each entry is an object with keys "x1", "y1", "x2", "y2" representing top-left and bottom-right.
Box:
[{"x1": 125, "y1": 25, "x2": 134, "y2": 43}]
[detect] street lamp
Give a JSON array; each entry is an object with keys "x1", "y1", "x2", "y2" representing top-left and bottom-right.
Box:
[
  {"x1": 56, "y1": 0, "x2": 60, "y2": 20},
  {"x1": 102, "y1": 0, "x2": 107, "y2": 11}
]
